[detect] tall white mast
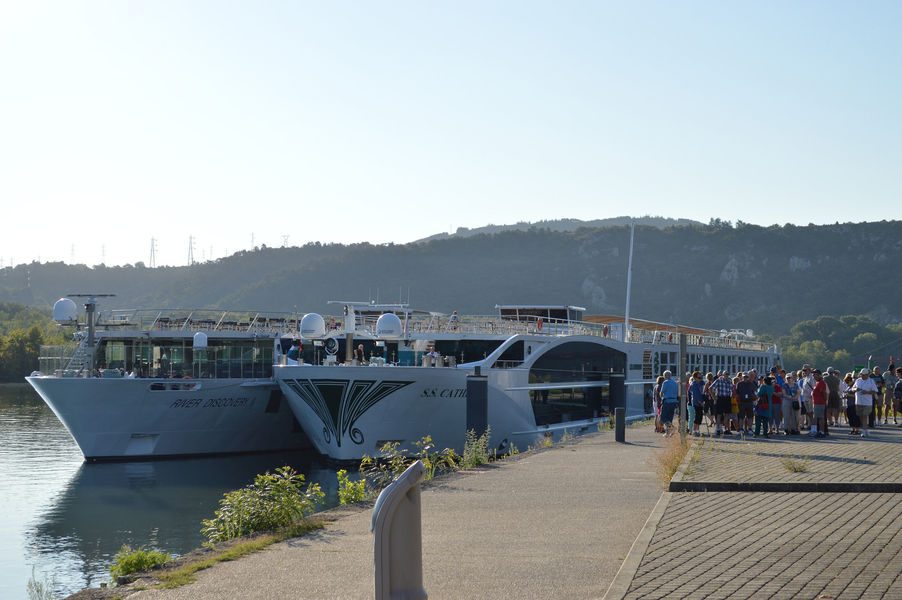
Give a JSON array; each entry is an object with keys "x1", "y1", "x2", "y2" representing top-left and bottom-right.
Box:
[{"x1": 623, "y1": 222, "x2": 635, "y2": 342}]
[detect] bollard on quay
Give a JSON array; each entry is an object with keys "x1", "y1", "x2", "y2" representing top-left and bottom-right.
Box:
[
  {"x1": 615, "y1": 407, "x2": 625, "y2": 443},
  {"x1": 372, "y1": 460, "x2": 428, "y2": 600}
]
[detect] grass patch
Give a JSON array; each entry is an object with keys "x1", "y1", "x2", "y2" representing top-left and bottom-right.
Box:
[
  {"x1": 110, "y1": 545, "x2": 173, "y2": 580},
  {"x1": 781, "y1": 457, "x2": 811, "y2": 473},
  {"x1": 655, "y1": 434, "x2": 691, "y2": 486},
  {"x1": 156, "y1": 520, "x2": 324, "y2": 589}
]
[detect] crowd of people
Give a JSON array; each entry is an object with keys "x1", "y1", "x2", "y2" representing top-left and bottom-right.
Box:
[{"x1": 653, "y1": 357, "x2": 901, "y2": 439}]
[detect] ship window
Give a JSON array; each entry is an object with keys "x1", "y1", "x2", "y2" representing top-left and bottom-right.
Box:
[
  {"x1": 528, "y1": 341, "x2": 626, "y2": 425},
  {"x1": 492, "y1": 341, "x2": 525, "y2": 369}
]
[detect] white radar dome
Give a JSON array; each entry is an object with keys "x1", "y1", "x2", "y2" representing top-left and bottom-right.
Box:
[
  {"x1": 52, "y1": 298, "x2": 78, "y2": 323},
  {"x1": 193, "y1": 331, "x2": 208, "y2": 349},
  {"x1": 300, "y1": 313, "x2": 326, "y2": 339},
  {"x1": 376, "y1": 313, "x2": 403, "y2": 339}
]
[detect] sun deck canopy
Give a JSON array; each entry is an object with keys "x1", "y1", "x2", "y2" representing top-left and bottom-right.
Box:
[{"x1": 495, "y1": 305, "x2": 586, "y2": 322}]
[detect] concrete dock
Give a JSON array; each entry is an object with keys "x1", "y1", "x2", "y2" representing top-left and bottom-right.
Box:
[
  {"x1": 125, "y1": 422, "x2": 902, "y2": 600},
  {"x1": 131, "y1": 424, "x2": 665, "y2": 600}
]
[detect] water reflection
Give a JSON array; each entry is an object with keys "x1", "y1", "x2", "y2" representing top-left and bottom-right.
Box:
[
  {"x1": 1, "y1": 384, "x2": 340, "y2": 599},
  {"x1": 29, "y1": 452, "x2": 339, "y2": 592}
]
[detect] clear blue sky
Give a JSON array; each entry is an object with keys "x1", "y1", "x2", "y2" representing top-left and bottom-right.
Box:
[{"x1": 1, "y1": 1, "x2": 899, "y2": 266}]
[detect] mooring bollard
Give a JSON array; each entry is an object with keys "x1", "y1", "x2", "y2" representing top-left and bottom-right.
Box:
[
  {"x1": 615, "y1": 407, "x2": 625, "y2": 443},
  {"x1": 372, "y1": 460, "x2": 428, "y2": 600}
]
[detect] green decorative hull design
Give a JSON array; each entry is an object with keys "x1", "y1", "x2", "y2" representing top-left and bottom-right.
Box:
[{"x1": 281, "y1": 379, "x2": 413, "y2": 446}]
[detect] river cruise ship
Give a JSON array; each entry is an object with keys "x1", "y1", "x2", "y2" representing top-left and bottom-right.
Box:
[
  {"x1": 274, "y1": 302, "x2": 780, "y2": 461},
  {"x1": 26, "y1": 297, "x2": 309, "y2": 460}
]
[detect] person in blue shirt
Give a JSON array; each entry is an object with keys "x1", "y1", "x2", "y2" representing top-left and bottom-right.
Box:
[{"x1": 659, "y1": 370, "x2": 680, "y2": 437}]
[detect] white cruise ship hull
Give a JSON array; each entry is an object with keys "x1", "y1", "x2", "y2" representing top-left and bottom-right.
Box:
[
  {"x1": 275, "y1": 364, "x2": 560, "y2": 461},
  {"x1": 27, "y1": 376, "x2": 309, "y2": 460}
]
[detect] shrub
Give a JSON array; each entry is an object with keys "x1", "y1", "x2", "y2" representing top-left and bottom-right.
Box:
[
  {"x1": 360, "y1": 436, "x2": 460, "y2": 493},
  {"x1": 360, "y1": 442, "x2": 410, "y2": 491},
  {"x1": 461, "y1": 427, "x2": 491, "y2": 468},
  {"x1": 200, "y1": 466, "x2": 324, "y2": 543},
  {"x1": 336, "y1": 469, "x2": 367, "y2": 504},
  {"x1": 413, "y1": 435, "x2": 459, "y2": 480},
  {"x1": 109, "y1": 545, "x2": 173, "y2": 580}
]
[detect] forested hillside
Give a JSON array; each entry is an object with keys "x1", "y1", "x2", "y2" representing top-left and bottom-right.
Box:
[{"x1": 0, "y1": 220, "x2": 899, "y2": 338}]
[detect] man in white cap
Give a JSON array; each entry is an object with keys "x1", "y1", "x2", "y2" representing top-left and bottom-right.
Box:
[{"x1": 851, "y1": 368, "x2": 878, "y2": 437}]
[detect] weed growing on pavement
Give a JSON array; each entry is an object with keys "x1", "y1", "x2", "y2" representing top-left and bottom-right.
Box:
[
  {"x1": 560, "y1": 428, "x2": 574, "y2": 443},
  {"x1": 461, "y1": 427, "x2": 492, "y2": 468},
  {"x1": 655, "y1": 434, "x2": 690, "y2": 486},
  {"x1": 413, "y1": 435, "x2": 459, "y2": 480},
  {"x1": 781, "y1": 457, "x2": 811, "y2": 473}
]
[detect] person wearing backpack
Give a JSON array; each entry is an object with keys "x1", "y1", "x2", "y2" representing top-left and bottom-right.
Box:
[{"x1": 755, "y1": 376, "x2": 775, "y2": 437}]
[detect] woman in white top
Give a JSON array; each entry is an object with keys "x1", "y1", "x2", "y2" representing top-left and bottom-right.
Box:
[{"x1": 851, "y1": 368, "x2": 879, "y2": 437}]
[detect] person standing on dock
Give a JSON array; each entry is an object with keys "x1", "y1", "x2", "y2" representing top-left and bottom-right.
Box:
[
  {"x1": 755, "y1": 376, "x2": 775, "y2": 437},
  {"x1": 883, "y1": 357, "x2": 897, "y2": 424},
  {"x1": 712, "y1": 371, "x2": 734, "y2": 436},
  {"x1": 689, "y1": 371, "x2": 706, "y2": 437},
  {"x1": 659, "y1": 371, "x2": 680, "y2": 437},
  {"x1": 893, "y1": 367, "x2": 902, "y2": 426},
  {"x1": 824, "y1": 367, "x2": 841, "y2": 429},
  {"x1": 872, "y1": 366, "x2": 885, "y2": 427},
  {"x1": 851, "y1": 368, "x2": 878, "y2": 438},
  {"x1": 737, "y1": 372, "x2": 757, "y2": 435}
]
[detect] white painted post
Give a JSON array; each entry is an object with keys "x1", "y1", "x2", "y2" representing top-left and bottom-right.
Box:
[{"x1": 372, "y1": 460, "x2": 428, "y2": 600}]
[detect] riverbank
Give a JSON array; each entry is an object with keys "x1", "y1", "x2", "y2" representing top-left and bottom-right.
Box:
[{"x1": 73, "y1": 423, "x2": 665, "y2": 599}]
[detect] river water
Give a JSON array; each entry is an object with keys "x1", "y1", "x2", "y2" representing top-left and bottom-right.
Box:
[{"x1": 0, "y1": 383, "x2": 341, "y2": 599}]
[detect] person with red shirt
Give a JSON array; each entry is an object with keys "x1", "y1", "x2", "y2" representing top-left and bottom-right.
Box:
[{"x1": 811, "y1": 369, "x2": 828, "y2": 438}]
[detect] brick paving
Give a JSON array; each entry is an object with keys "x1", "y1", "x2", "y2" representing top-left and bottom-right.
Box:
[
  {"x1": 622, "y1": 492, "x2": 902, "y2": 599},
  {"x1": 614, "y1": 424, "x2": 902, "y2": 599},
  {"x1": 680, "y1": 423, "x2": 902, "y2": 485}
]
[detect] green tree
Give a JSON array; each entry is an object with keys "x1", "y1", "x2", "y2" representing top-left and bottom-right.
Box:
[{"x1": 0, "y1": 326, "x2": 43, "y2": 381}]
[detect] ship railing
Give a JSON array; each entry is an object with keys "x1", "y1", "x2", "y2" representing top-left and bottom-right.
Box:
[
  {"x1": 37, "y1": 344, "x2": 79, "y2": 376},
  {"x1": 352, "y1": 314, "x2": 613, "y2": 339},
  {"x1": 626, "y1": 328, "x2": 772, "y2": 352},
  {"x1": 98, "y1": 309, "x2": 301, "y2": 334}
]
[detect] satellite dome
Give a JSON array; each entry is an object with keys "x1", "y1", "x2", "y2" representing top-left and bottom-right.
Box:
[
  {"x1": 52, "y1": 298, "x2": 78, "y2": 323},
  {"x1": 300, "y1": 313, "x2": 326, "y2": 339},
  {"x1": 193, "y1": 331, "x2": 208, "y2": 349},
  {"x1": 376, "y1": 313, "x2": 403, "y2": 339}
]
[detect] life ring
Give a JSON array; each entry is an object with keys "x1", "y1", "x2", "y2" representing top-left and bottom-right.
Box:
[{"x1": 537, "y1": 318, "x2": 543, "y2": 332}]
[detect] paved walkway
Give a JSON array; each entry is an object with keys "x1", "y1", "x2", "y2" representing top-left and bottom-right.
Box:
[
  {"x1": 678, "y1": 425, "x2": 902, "y2": 488},
  {"x1": 129, "y1": 424, "x2": 665, "y2": 600},
  {"x1": 607, "y1": 424, "x2": 902, "y2": 600}
]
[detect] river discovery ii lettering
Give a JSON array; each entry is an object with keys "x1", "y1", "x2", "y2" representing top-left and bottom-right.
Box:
[
  {"x1": 169, "y1": 397, "x2": 254, "y2": 409},
  {"x1": 420, "y1": 388, "x2": 467, "y2": 398}
]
